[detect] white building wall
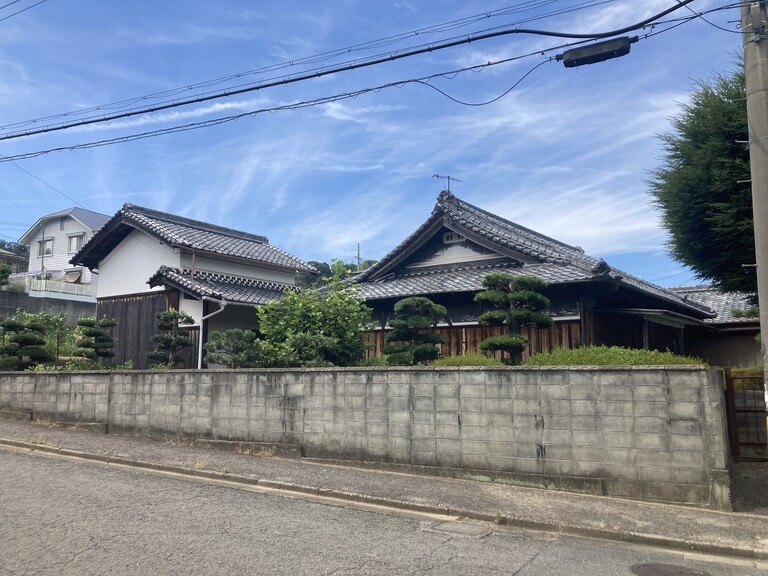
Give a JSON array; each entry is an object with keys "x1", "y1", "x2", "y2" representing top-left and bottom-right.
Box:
[
  {"x1": 97, "y1": 230, "x2": 178, "y2": 298},
  {"x1": 26, "y1": 216, "x2": 98, "y2": 284},
  {"x1": 179, "y1": 254, "x2": 296, "y2": 285},
  {"x1": 179, "y1": 296, "x2": 203, "y2": 324}
]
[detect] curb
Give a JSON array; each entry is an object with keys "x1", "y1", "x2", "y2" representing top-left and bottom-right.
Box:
[{"x1": 0, "y1": 437, "x2": 764, "y2": 561}]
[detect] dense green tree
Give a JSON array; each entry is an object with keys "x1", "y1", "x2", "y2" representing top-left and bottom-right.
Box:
[
  {"x1": 0, "y1": 265, "x2": 10, "y2": 287},
  {"x1": 257, "y1": 275, "x2": 372, "y2": 367},
  {"x1": 475, "y1": 273, "x2": 552, "y2": 365},
  {"x1": 649, "y1": 68, "x2": 754, "y2": 294},
  {"x1": 0, "y1": 240, "x2": 29, "y2": 258},
  {"x1": 147, "y1": 308, "x2": 194, "y2": 368},
  {"x1": 295, "y1": 258, "x2": 377, "y2": 289},
  {"x1": 383, "y1": 296, "x2": 447, "y2": 365},
  {"x1": 0, "y1": 316, "x2": 55, "y2": 370},
  {"x1": 75, "y1": 316, "x2": 117, "y2": 364},
  {"x1": 203, "y1": 328, "x2": 292, "y2": 368}
]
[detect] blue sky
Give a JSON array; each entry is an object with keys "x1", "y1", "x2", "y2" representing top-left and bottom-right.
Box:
[{"x1": 0, "y1": 1, "x2": 743, "y2": 286}]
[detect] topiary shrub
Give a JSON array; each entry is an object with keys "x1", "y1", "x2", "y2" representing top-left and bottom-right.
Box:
[
  {"x1": 147, "y1": 308, "x2": 194, "y2": 368},
  {"x1": 475, "y1": 273, "x2": 552, "y2": 365},
  {"x1": 383, "y1": 296, "x2": 447, "y2": 365}
]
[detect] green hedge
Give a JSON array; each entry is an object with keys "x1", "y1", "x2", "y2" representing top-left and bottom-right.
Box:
[
  {"x1": 430, "y1": 354, "x2": 503, "y2": 367},
  {"x1": 524, "y1": 346, "x2": 706, "y2": 366}
]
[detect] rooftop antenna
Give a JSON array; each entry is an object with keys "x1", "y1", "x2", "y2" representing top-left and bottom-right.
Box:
[{"x1": 433, "y1": 174, "x2": 461, "y2": 191}]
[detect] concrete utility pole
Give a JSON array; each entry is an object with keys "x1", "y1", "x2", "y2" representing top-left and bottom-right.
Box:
[{"x1": 742, "y1": 1, "x2": 768, "y2": 434}]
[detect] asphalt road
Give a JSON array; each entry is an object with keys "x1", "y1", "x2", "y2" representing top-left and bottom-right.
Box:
[{"x1": 0, "y1": 447, "x2": 764, "y2": 576}]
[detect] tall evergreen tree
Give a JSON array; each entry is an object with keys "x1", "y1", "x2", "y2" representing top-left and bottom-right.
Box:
[
  {"x1": 475, "y1": 273, "x2": 552, "y2": 365},
  {"x1": 649, "y1": 68, "x2": 754, "y2": 295},
  {"x1": 75, "y1": 316, "x2": 117, "y2": 364},
  {"x1": 0, "y1": 316, "x2": 55, "y2": 370},
  {"x1": 383, "y1": 296, "x2": 447, "y2": 365},
  {"x1": 147, "y1": 308, "x2": 194, "y2": 368}
]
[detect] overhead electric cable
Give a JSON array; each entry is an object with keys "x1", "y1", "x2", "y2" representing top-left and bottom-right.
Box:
[
  {"x1": 0, "y1": 4, "x2": 730, "y2": 163},
  {"x1": 2, "y1": 157, "x2": 85, "y2": 207},
  {"x1": 0, "y1": 0, "x2": 46, "y2": 23},
  {"x1": 0, "y1": 0, "x2": 25, "y2": 11},
  {"x1": 0, "y1": 52, "x2": 556, "y2": 162},
  {"x1": 0, "y1": 0, "x2": 695, "y2": 142},
  {"x1": 0, "y1": 0, "x2": 624, "y2": 131}
]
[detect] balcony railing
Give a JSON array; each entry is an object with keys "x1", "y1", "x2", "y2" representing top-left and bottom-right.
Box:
[{"x1": 26, "y1": 277, "x2": 95, "y2": 297}]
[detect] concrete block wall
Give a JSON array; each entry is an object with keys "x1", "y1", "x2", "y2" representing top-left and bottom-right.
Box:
[{"x1": 0, "y1": 366, "x2": 731, "y2": 510}]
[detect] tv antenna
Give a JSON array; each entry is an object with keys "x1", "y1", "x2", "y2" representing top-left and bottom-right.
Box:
[{"x1": 433, "y1": 174, "x2": 461, "y2": 191}]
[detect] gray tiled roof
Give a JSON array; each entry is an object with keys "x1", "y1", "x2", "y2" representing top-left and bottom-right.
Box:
[
  {"x1": 73, "y1": 203, "x2": 315, "y2": 273},
  {"x1": 357, "y1": 260, "x2": 593, "y2": 300},
  {"x1": 148, "y1": 266, "x2": 298, "y2": 305},
  {"x1": 120, "y1": 204, "x2": 313, "y2": 271},
  {"x1": 353, "y1": 191, "x2": 713, "y2": 318},
  {"x1": 19, "y1": 207, "x2": 110, "y2": 243},
  {"x1": 669, "y1": 285, "x2": 758, "y2": 324}
]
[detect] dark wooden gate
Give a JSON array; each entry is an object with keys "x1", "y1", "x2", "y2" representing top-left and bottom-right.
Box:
[{"x1": 724, "y1": 370, "x2": 767, "y2": 462}]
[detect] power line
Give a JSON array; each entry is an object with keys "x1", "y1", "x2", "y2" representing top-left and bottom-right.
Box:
[
  {"x1": 0, "y1": 0, "x2": 696, "y2": 143},
  {"x1": 0, "y1": 3, "x2": 725, "y2": 163},
  {"x1": 0, "y1": 51, "x2": 556, "y2": 162},
  {"x1": 0, "y1": 0, "x2": 25, "y2": 11},
  {"x1": 2, "y1": 157, "x2": 85, "y2": 207},
  {"x1": 0, "y1": 0, "x2": 625, "y2": 132},
  {"x1": 0, "y1": 0, "x2": 46, "y2": 23}
]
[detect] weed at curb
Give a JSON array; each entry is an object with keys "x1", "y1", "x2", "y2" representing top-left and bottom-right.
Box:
[
  {"x1": 194, "y1": 458, "x2": 206, "y2": 470},
  {"x1": 23, "y1": 436, "x2": 59, "y2": 448},
  {"x1": 164, "y1": 436, "x2": 193, "y2": 447}
]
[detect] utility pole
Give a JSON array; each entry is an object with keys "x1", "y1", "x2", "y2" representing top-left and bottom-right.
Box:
[{"x1": 742, "y1": 1, "x2": 768, "y2": 436}]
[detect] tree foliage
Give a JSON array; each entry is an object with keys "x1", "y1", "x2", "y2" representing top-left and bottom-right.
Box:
[
  {"x1": 256, "y1": 275, "x2": 372, "y2": 367},
  {"x1": 203, "y1": 328, "x2": 292, "y2": 368},
  {"x1": 383, "y1": 296, "x2": 447, "y2": 365},
  {"x1": 475, "y1": 273, "x2": 552, "y2": 365},
  {"x1": 649, "y1": 68, "x2": 754, "y2": 294},
  {"x1": 0, "y1": 240, "x2": 29, "y2": 258},
  {"x1": 0, "y1": 265, "x2": 10, "y2": 287},
  {"x1": 75, "y1": 316, "x2": 117, "y2": 364},
  {"x1": 295, "y1": 258, "x2": 377, "y2": 289},
  {"x1": 147, "y1": 308, "x2": 194, "y2": 368},
  {"x1": 0, "y1": 315, "x2": 55, "y2": 370}
]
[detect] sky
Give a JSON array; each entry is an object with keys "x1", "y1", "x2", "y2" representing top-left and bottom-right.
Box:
[{"x1": 0, "y1": 0, "x2": 746, "y2": 287}]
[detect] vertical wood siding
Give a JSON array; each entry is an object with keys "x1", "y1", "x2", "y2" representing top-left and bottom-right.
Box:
[{"x1": 97, "y1": 290, "x2": 199, "y2": 369}]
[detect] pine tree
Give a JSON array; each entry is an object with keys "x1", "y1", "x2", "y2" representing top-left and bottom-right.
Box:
[
  {"x1": 0, "y1": 316, "x2": 55, "y2": 370},
  {"x1": 383, "y1": 296, "x2": 447, "y2": 365},
  {"x1": 475, "y1": 273, "x2": 552, "y2": 365},
  {"x1": 75, "y1": 316, "x2": 117, "y2": 364},
  {"x1": 147, "y1": 308, "x2": 194, "y2": 368}
]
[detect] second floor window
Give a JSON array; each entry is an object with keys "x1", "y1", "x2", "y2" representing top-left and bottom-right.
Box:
[
  {"x1": 38, "y1": 239, "x2": 53, "y2": 257},
  {"x1": 68, "y1": 234, "x2": 84, "y2": 253}
]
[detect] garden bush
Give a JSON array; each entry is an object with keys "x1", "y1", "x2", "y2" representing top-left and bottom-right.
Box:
[
  {"x1": 430, "y1": 354, "x2": 503, "y2": 367},
  {"x1": 524, "y1": 345, "x2": 706, "y2": 366}
]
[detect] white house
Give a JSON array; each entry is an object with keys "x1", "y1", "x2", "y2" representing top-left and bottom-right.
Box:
[
  {"x1": 71, "y1": 203, "x2": 316, "y2": 368},
  {"x1": 18, "y1": 207, "x2": 110, "y2": 301}
]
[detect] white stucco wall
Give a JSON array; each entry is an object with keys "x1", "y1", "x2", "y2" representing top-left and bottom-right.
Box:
[
  {"x1": 179, "y1": 254, "x2": 295, "y2": 285},
  {"x1": 96, "y1": 230, "x2": 178, "y2": 298},
  {"x1": 179, "y1": 295, "x2": 203, "y2": 324}
]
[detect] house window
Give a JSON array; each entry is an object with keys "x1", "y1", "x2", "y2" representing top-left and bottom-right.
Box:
[
  {"x1": 37, "y1": 239, "x2": 53, "y2": 257},
  {"x1": 68, "y1": 234, "x2": 84, "y2": 253},
  {"x1": 59, "y1": 216, "x2": 66, "y2": 230}
]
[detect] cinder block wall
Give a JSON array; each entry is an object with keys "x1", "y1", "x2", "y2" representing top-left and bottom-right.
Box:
[{"x1": 0, "y1": 366, "x2": 731, "y2": 510}]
